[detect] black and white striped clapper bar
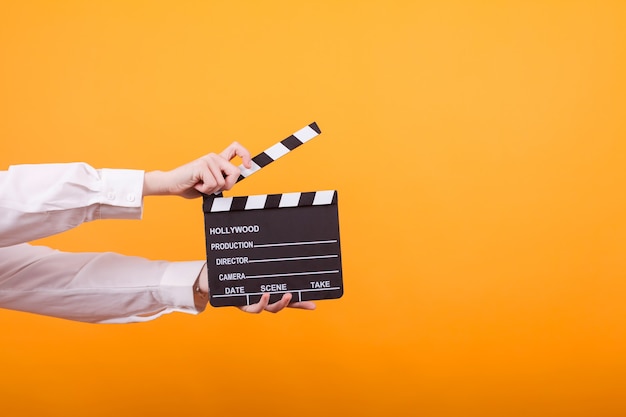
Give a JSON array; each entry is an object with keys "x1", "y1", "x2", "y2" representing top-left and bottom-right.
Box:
[{"x1": 202, "y1": 122, "x2": 343, "y2": 307}]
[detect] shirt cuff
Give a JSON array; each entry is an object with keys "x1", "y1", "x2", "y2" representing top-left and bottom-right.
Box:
[
  {"x1": 98, "y1": 169, "x2": 145, "y2": 220},
  {"x1": 159, "y1": 260, "x2": 207, "y2": 312}
]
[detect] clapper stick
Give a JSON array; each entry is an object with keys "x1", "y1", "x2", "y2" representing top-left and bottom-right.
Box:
[{"x1": 213, "y1": 122, "x2": 321, "y2": 197}]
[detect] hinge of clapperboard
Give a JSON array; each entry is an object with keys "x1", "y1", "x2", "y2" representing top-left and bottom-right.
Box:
[{"x1": 202, "y1": 122, "x2": 323, "y2": 211}]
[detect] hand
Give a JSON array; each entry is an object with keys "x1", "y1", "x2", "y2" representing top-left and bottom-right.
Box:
[
  {"x1": 143, "y1": 142, "x2": 252, "y2": 198},
  {"x1": 238, "y1": 293, "x2": 317, "y2": 314},
  {"x1": 195, "y1": 265, "x2": 316, "y2": 314}
]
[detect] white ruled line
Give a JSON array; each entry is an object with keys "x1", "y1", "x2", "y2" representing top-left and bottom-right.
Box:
[
  {"x1": 249, "y1": 255, "x2": 338, "y2": 263},
  {"x1": 254, "y1": 239, "x2": 337, "y2": 248},
  {"x1": 213, "y1": 287, "x2": 341, "y2": 298},
  {"x1": 246, "y1": 270, "x2": 339, "y2": 279}
]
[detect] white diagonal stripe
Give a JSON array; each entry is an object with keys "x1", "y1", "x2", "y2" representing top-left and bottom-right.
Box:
[
  {"x1": 211, "y1": 197, "x2": 233, "y2": 212},
  {"x1": 279, "y1": 192, "x2": 301, "y2": 207},
  {"x1": 264, "y1": 143, "x2": 290, "y2": 160},
  {"x1": 293, "y1": 125, "x2": 318, "y2": 143},
  {"x1": 313, "y1": 190, "x2": 335, "y2": 205},
  {"x1": 245, "y1": 194, "x2": 267, "y2": 210}
]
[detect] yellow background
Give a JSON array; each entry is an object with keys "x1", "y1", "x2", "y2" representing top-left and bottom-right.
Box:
[{"x1": 1, "y1": 1, "x2": 626, "y2": 416}]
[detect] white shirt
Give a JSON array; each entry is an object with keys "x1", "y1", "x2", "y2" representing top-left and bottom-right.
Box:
[{"x1": 0, "y1": 163, "x2": 205, "y2": 323}]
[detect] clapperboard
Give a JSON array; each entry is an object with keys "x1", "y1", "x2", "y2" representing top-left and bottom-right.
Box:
[{"x1": 202, "y1": 122, "x2": 343, "y2": 307}]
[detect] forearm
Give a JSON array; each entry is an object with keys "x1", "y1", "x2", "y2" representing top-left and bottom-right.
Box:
[
  {"x1": 142, "y1": 170, "x2": 169, "y2": 196},
  {"x1": 0, "y1": 163, "x2": 144, "y2": 246},
  {"x1": 0, "y1": 244, "x2": 205, "y2": 323}
]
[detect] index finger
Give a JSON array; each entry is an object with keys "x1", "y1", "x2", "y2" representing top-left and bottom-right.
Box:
[{"x1": 220, "y1": 141, "x2": 252, "y2": 169}]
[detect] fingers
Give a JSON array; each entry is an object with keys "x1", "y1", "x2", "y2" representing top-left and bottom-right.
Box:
[
  {"x1": 238, "y1": 293, "x2": 270, "y2": 314},
  {"x1": 220, "y1": 141, "x2": 252, "y2": 169},
  {"x1": 219, "y1": 160, "x2": 241, "y2": 191},
  {"x1": 264, "y1": 293, "x2": 292, "y2": 313},
  {"x1": 194, "y1": 141, "x2": 251, "y2": 194},
  {"x1": 202, "y1": 156, "x2": 227, "y2": 193},
  {"x1": 153, "y1": 142, "x2": 252, "y2": 198},
  {"x1": 285, "y1": 301, "x2": 317, "y2": 311},
  {"x1": 193, "y1": 153, "x2": 240, "y2": 195},
  {"x1": 238, "y1": 293, "x2": 317, "y2": 314}
]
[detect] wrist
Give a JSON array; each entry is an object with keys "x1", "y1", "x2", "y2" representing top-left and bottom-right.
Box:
[
  {"x1": 193, "y1": 263, "x2": 209, "y2": 311},
  {"x1": 143, "y1": 170, "x2": 166, "y2": 196}
]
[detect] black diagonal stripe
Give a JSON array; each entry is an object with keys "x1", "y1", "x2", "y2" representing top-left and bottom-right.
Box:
[
  {"x1": 298, "y1": 192, "x2": 316, "y2": 206},
  {"x1": 230, "y1": 196, "x2": 247, "y2": 211},
  {"x1": 331, "y1": 190, "x2": 338, "y2": 205},
  {"x1": 264, "y1": 193, "x2": 282, "y2": 209},
  {"x1": 281, "y1": 135, "x2": 303, "y2": 150},
  {"x1": 309, "y1": 122, "x2": 321, "y2": 134},
  {"x1": 252, "y1": 152, "x2": 274, "y2": 168}
]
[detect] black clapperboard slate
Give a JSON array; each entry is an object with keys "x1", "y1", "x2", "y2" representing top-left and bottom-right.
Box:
[{"x1": 202, "y1": 122, "x2": 343, "y2": 307}]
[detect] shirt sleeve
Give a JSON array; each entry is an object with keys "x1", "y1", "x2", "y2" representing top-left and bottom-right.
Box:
[
  {"x1": 0, "y1": 243, "x2": 206, "y2": 323},
  {"x1": 0, "y1": 163, "x2": 144, "y2": 247}
]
